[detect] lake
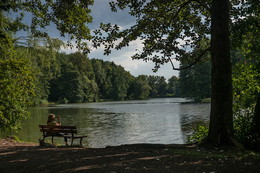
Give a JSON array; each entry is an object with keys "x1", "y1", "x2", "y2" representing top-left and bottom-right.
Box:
[{"x1": 17, "y1": 98, "x2": 210, "y2": 148}]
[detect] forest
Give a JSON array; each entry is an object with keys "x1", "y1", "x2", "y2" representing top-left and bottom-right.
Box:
[
  {"x1": 15, "y1": 43, "x2": 181, "y2": 104},
  {"x1": 0, "y1": 0, "x2": 259, "y2": 151}
]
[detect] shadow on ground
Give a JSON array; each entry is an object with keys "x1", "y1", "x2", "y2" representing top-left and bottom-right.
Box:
[{"x1": 0, "y1": 144, "x2": 259, "y2": 173}]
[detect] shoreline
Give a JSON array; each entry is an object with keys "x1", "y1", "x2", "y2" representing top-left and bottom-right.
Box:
[
  {"x1": 1, "y1": 138, "x2": 260, "y2": 172},
  {"x1": 0, "y1": 137, "x2": 195, "y2": 149}
]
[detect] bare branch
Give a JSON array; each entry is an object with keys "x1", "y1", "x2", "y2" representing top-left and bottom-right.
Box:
[{"x1": 169, "y1": 47, "x2": 210, "y2": 70}]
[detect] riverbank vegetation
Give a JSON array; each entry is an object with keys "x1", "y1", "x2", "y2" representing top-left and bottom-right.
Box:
[
  {"x1": 18, "y1": 43, "x2": 181, "y2": 104},
  {"x1": 0, "y1": 0, "x2": 259, "y2": 152}
]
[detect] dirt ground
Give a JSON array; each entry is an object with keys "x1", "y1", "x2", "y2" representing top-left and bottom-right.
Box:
[{"x1": 0, "y1": 138, "x2": 260, "y2": 173}]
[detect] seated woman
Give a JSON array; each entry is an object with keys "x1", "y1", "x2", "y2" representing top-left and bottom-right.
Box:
[
  {"x1": 47, "y1": 113, "x2": 61, "y2": 126},
  {"x1": 47, "y1": 113, "x2": 68, "y2": 145}
]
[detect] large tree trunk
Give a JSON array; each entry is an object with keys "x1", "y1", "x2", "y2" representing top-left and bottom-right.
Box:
[{"x1": 207, "y1": 0, "x2": 234, "y2": 145}]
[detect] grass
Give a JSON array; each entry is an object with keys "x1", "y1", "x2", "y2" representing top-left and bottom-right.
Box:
[{"x1": 201, "y1": 98, "x2": 211, "y2": 103}]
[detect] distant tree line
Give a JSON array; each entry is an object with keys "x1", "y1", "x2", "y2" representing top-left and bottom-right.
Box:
[
  {"x1": 17, "y1": 39, "x2": 213, "y2": 105},
  {"x1": 16, "y1": 42, "x2": 180, "y2": 105},
  {"x1": 178, "y1": 55, "x2": 211, "y2": 102}
]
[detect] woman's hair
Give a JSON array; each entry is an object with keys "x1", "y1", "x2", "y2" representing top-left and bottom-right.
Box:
[{"x1": 47, "y1": 113, "x2": 55, "y2": 124}]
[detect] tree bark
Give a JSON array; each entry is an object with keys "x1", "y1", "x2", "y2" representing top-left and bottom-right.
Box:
[{"x1": 207, "y1": 0, "x2": 234, "y2": 145}]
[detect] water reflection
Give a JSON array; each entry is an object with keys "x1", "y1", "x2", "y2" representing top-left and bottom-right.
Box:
[{"x1": 15, "y1": 98, "x2": 210, "y2": 148}]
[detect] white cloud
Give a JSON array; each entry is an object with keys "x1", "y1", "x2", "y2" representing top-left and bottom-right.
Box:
[
  {"x1": 89, "y1": 38, "x2": 179, "y2": 79},
  {"x1": 59, "y1": 40, "x2": 79, "y2": 54},
  {"x1": 61, "y1": 0, "x2": 180, "y2": 80},
  {"x1": 89, "y1": 0, "x2": 135, "y2": 30}
]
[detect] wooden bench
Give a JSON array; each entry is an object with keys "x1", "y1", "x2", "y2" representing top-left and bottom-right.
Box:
[{"x1": 39, "y1": 125, "x2": 86, "y2": 146}]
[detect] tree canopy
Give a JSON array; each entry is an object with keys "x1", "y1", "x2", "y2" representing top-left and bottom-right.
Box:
[
  {"x1": 1, "y1": 0, "x2": 93, "y2": 52},
  {"x1": 93, "y1": 0, "x2": 211, "y2": 71},
  {"x1": 0, "y1": 12, "x2": 35, "y2": 133},
  {"x1": 0, "y1": 0, "x2": 94, "y2": 133},
  {"x1": 92, "y1": 0, "x2": 259, "y2": 147}
]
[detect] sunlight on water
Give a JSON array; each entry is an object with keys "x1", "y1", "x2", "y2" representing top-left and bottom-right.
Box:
[{"x1": 16, "y1": 98, "x2": 210, "y2": 148}]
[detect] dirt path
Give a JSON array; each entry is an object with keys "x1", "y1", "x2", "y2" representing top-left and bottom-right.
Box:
[{"x1": 0, "y1": 138, "x2": 259, "y2": 173}]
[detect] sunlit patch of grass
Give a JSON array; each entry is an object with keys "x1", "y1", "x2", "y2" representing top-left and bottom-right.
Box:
[{"x1": 201, "y1": 98, "x2": 211, "y2": 103}]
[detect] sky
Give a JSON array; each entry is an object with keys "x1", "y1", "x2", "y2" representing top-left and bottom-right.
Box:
[
  {"x1": 15, "y1": 0, "x2": 179, "y2": 80},
  {"x1": 58, "y1": 0, "x2": 179, "y2": 80},
  {"x1": 86, "y1": 0, "x2": 180, "y2": 79}
]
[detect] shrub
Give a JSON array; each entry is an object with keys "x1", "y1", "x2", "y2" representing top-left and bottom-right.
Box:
[
  {"x1": 234, "y1": 109, "x2": 260, "y2": 151},
  {"x1": 187, "y1": 125, "x2": 208, "y2": 144}
]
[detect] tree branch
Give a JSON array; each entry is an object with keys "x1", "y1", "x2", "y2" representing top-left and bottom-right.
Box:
[
  {"x1": 171, "y1": 0, "x2": 194, "y2": 21},
  {"x1": 169, "y1": 47, "x2": 210, "y2": 70},
  {"x1": 170, "y1": 0, "x2": 210, "y2": 23},
  {"x1": 192, "y1": 0, "x2": 211, "y2": 12}
]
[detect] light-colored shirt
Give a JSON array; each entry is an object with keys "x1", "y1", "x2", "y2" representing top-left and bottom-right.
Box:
[{"x1": 47, "y1": 121, "x2": 60, "y2": 126}]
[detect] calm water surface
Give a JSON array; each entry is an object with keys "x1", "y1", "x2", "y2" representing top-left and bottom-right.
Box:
[{"x1": 17, "y1": 98, "x2": 210, "y2": 148}]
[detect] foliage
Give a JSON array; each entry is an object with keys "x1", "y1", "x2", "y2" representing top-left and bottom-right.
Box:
[
  {"x1": 167, "y1": 76, "x2": 179, "y2": 97},
  {"x1": 178, "y1": 57, "x2": 211, "y2": 102},
  {"x1": 0, "y1": 13, "x2": 35, "y2": 133},
  {"x1": 1, "y1": 0, "x2": 93, "y2": 53},
  {"x1": 18, "y1": 37, "x2": 64, "y2": 104},
  {"x1": 178, "y1": 0, "x2": 260, "y2": 148},
  {"x1": 231, "y1": 0, "x2": 260, "y2": 150},
  {"x1": 233, "y1": 64, "x2": 259, "y2": 112},
  {"x1": 93, "y1": 0, "x2": 211, "y2": 71},
  {"x1": 234, "y1": 110, "x2": 260, "y2": 151},
  {"x1": 147, "y1": 76, "x2": 167, "y2": 97},
  {"x1": 25, "y1": 49, "x2": 178, "y2": 103},
  {"x1": 1, "y1": 0, "x2": 93, "y2": 133},
  {"x1": 91, "y1": 59, "x2": 113, "y2": 99},
  {"x1": 232, "y1": 48, "x2": 260, "y2": 150},
  {"x1": 128, "y1": 75, "x2": 151, "y2": 100},
  {"x1": 0, "y1": 53, "x2": 36, "y2": 133},
  {"x1": 109, "y1": 64, "x2": 133, "y2": 100},
  {"x1": 231, "y1": 0, "x2": 259, "y2": 111},
  {"x1": 91, "y1": 59, "x2": 134, "y2": 100},
  {"x1": 92, "y1": 0, "x2": 239, "y2": 146},
  {"x1": 187, "y1": 125, "x2": 208, "y2": 144},
  {"x1": 48, "y1": 52, "x2": 98, "y2": 103}
]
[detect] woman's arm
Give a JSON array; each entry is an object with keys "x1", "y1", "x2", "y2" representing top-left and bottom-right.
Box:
[{"x1": 57, "y1": 115, "x2": 61, "y2": 125}]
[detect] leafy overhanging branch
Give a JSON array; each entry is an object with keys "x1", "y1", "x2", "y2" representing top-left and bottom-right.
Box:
[
  {"x1": 170, "y1": 0, "x2": 211, "y2": 23},
  {"x1": 169, "y1": 47, "x2": 211, "y2": 70},
  {"x1": 1, "y1": 0, "x2": 94, "y2": 53},
  {"x1": 93, "y1": 0, "x2": 211, "y2": 71}
]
